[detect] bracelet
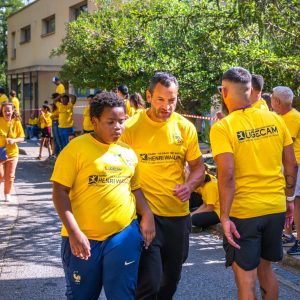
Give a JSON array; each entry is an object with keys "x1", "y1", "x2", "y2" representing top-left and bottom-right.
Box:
[{"x1": 286, "y1": 196, "x2": 295, "y2": 202}]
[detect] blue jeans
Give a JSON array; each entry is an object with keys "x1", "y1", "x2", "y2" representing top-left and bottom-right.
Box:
[
  {"x1": 52, "y1": 121, "x2": 61, "y2": 155},
  {"x1": 58, "y1": 127, "x2": 74, "y2": 150},
  {"x1": 61, "y1": 220, "x2": 143, "y2": 300}
]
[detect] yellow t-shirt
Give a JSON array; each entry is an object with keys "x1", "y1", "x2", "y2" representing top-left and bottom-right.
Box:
[
  {"x1": 11, "y1": 97, "x2": 20, "y2": 114},
  {"x1": 39, "y1": 112, "x2": 52, "y2": 129},
  {"x1": 0, "y1": 117, "x2": 25, "y2": 158},
  {"x1": 195, "y1": 178, "x2": 220, "y2": 217},
  {"x1": 252, "y1": 98, "x2": 269, "y2": 110},
  {"x1": 51, "y1": 134, "x2": 139, "y2": 241},
  {"x1": 56, "y1": 83, "x2": 65, "y2": 95},
  {"x1": 56, "y1": 102, "x2": 74, "y2": 128},
  {"x1": 210, "y1": 107, "x2": 292, "y2": 219},
  {"x1": 0, "y1": 94, "x2": 8, "y2": 104},
  {"x1": 281, "y1": 108, "x2": 300, "y2": 164},
  {"x1": 28, "y1": 117, "x2": 38, "y2": 126},
  {"x1": 125, "y1": 99, "x2": 135, "y2": 117},
  {"x1": 83, "y1": 106, "x2": 94, "y2": 131},
  {"x1": 121, "y1": 110, "x2": 202, "y2": 217},
  {"x1": 51, "y1": 110, "x2": 59, "y2": 121}
]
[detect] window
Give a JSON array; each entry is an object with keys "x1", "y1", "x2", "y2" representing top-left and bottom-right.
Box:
[
  {"x1": 11, "y1": 32, "x2": 16, "y2": 59},
  {"x1": 42, "y1": 15, "x2": 55, "y2": 36},
  {"x1": 20, "y1": 25, "x2": 31, "y2": 43},
  {"x1": 70, "y1": 2, "x2": 88, "y2": 21}
]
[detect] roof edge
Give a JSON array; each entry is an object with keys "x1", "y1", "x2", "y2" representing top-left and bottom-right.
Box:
[{"x1": 7, "y1": 0, "x2": 40, "y2": 19}]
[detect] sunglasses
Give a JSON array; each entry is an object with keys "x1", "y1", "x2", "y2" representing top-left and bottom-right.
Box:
[{"x1": 217, "y1": 86, "x2": 223, "y2": 94}]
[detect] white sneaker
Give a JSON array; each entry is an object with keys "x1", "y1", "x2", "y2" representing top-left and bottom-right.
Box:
[{"x1": 5, "y1": 194, "x2": 12, "y2": 202}]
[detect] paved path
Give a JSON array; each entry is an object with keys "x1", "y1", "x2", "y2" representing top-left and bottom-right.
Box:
[{"x1": 0, "y1": 141, "x2": 300, "y2": 299}]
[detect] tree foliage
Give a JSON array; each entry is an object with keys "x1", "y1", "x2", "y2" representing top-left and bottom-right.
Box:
[
  {"x1": 0, "y1": 0, "x2": 24, "y2": 88},
  {"x1": 54, "y1": 0, "x2": 300, "y2": 113}
]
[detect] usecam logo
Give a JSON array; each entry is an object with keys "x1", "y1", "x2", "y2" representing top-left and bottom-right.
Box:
[
  {"x1": 236, "y1": 125, "x2": 278, "y2": 142},
  {"x1": 237, "y1": 131, "x2": 245, "y2": 141}
]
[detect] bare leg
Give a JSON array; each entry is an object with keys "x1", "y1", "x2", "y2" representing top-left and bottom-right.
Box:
[
  {"x1": 257, "y1": 258, "x2": 278, "y2": 300},
  {"x1": 294, "y1": 197, "x2": 300, "y2": 239},
  {"x1": 46, "y1": 138, "x2": 52, "y2": 156},
  {"x1": 232, "y1": 262, "x2": 258, "y2": 300},
  {"x1": 38, "y1": 137, "x2": 45, "y2": 158}
]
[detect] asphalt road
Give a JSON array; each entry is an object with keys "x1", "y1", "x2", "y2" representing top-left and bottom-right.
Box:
[{"x1": 0, "y1": 153, "x2": 300, "y2": 299}]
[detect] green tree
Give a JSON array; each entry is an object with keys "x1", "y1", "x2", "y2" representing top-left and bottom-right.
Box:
[
  {"x1": 54, "y1": 0, "x2": 300, "y2": 113},
  {"x1": 0, "y1": 0, "x2": 24, "y2": 88}
]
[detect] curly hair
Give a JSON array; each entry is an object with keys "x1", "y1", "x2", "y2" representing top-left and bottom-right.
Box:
[{"x1": 90, "y1": 92, "x2": 125, "y2": 119}]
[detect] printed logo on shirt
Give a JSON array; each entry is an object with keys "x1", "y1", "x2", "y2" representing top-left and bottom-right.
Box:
[
  {"x1": 173, "y1": 134, "x2": 183, "y2": 145},
  {"x1": 139, "y1": 152, "x2": 181, "y2": 164},
  {"x1": 236, "y1": 125, "x2": 278, "y2": 142},
  {"x1": 88, "y1": 174, "x2": 130, "y2": 185}
]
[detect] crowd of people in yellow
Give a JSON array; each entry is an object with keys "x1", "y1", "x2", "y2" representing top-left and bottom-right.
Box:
[{"x1": 0, "y1": 67, "x2": 299, "y2": 300}]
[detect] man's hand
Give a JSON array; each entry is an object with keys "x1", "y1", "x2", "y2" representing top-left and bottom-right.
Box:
[
  {"x1": 173, "y1": 183, "x2": 192, "y2": 202},
  {"x1": 285, "y1": 201, "x2": 294, "y2": 230},
  {"x1": 68, "y1": 229, "x2": 91, "y2": 260},
  {"x1": 140, "y1": 212, "x2": 156, "y2": 249},
  {"x1": 221, "y1": 218, "x2": 240, "y2": 249}
]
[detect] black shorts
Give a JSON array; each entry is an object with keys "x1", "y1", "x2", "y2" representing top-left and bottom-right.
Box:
[
  {"x1": 223, "y1": 212, "x2": 285, "y2": 271},
  {"x1": 41, "y1": 127, "x2": 51, "y2": 138}
]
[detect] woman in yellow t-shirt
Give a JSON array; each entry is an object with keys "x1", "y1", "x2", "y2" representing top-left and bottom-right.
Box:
[
  {"x1": 190, "y1": 173, "x2": 220, "y2": 229},
  {"x1": 0, "y1": 102, "x2": 25, "y2": 202},
  {"x1": 129, "y1": 93, "x2": 145, "y2": 116},
  {"x1": 117, "y1": 84, "x2": 135, "y2": 117},
  {"x1": 36, "y1": 104, "x2": 52, "y2": 160}
]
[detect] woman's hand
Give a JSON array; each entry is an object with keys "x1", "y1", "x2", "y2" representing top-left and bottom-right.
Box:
[{"x1": 6, "y1": 138, "x2": 15, "y2": 145}]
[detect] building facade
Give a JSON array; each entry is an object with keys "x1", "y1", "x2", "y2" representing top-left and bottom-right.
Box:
[{"x1": 7, "y1": 0, "x2": 99, "y2": 127}]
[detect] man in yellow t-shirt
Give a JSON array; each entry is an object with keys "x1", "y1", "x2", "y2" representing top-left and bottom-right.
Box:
[
  {"x1": 9, "y1": 90, "x2": 20, "y2": 115},
  {"x1": 250, "y1": 74, "x2": 269, "y2": 110},
  {"x1": 82, "y1": 94, "x2": 94, "y2": 133},
  {"x1": 55, "y1": 94, "x2": 76, "y2": 150},
  {"x1": 0, "y1": 87, "x2": 8, "y2": 105},
  {"x1": 51, "y1": 92, "x2": 154, "y2": 299},
  {"x1": 271, "y1": 86, "x2": 300, "y2": 255},
  {"x1": 210, "y1": 67, "x2": 297, "y2": 299},
  {"x1": 52, "y1": 76, "x2": 65, "y2": 95},
  {"x1": 121, "y1": 72, "x2": 205, "y2": 299}
]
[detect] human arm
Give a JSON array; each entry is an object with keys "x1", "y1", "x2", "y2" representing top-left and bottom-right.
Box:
[
  {"x1": 52, "y1": 181, "x2": 91, "y2": 260},
  {"x1": 282, "y1": 144, "x2": 298, "y2": 229},
  {"x1": 190, "y1": 203, "x2": 214, "y2": 216},
  {"x1": 174, "y1": 157, "x2": 205, "y2": 202},
  {"x1": 6, "y1": 137, "x2": 24, "y2": 145},
  {"x1": 215, "y1": 152, "x2": 240, "y2": 249},
  {"x1": 132, "y1": 188, "x2": 156, "y2": 249}
]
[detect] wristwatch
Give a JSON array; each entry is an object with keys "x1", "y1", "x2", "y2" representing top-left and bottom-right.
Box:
[{"x1": 286, "y1": 195, "x2": 295, "y2": 202}]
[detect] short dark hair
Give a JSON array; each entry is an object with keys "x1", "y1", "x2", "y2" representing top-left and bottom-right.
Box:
[
  {"x1": 10, "y1": 90, "x2": 16, "y2": 97},
  {"x1": 61, "y1": 94, "x2": 69, "y2": 101},
  {"x1": 222, "y1": 67, "x2": 251, "y2": 84},
  {"x1": 87, "y1": 94, "x2": 94, "y2": 99},
  {"x1": 90, "y1": 92, "x2": 125, "y2": 119},
  {"x1": 0, "y1": 87, "x2": 5, "y2": 94},
  {"x1": 148, "y1": 72, "x2": 178, "y2": 94},
  {"x1": 251, "y1": 74, "x2": 264, "y2": 91}
]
